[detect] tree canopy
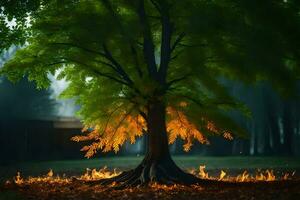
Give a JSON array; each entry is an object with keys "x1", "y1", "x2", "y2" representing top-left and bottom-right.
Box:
[{"x1": 1, "y1": 0, "x2": 300, "y2": 157}]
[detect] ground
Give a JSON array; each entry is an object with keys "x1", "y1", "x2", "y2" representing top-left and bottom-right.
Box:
[{"x1": 1, "y1": 156, "x2": 300, "y2": 200}]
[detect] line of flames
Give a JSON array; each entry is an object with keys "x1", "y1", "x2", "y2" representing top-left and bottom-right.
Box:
[
  {"x1": 189, "y1": 165, "x2": 296, "y2": 182},
  {"x1": 9, "y1": 165, "x2": 296, "y2": 185}
]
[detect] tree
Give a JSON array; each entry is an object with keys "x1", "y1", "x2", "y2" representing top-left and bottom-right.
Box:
[
  {"x1": 1, "y1": 0, "x2": 300, "y2": 187},
  {"x1": 0, "y1": 1, "x2": 41, "y2": 54},
  {"x1": 0, "y1": 76, "x2": 57, "y2": 120}
]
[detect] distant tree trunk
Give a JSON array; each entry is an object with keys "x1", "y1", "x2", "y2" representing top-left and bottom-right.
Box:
[
  {"x1": 263, "y1": 126, "x2": 272, "y2": 155},
  {"x1": 269, "y1": 115, "x2": 281, "y2": 154},
  {"x1": 282, "y1": 102, "x2": 293, "y2": 155}
]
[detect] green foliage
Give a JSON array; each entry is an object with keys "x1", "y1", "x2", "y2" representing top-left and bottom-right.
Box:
[
  {"x1": 0, "y1": 0, "x2": 42, "y2": 53},
  {"x1": 1, "y1": 0, "x2": 299, "y2": 153}
]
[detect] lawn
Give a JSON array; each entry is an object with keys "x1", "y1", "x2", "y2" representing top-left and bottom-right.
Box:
[{"x1": 1, "y1": 156, "x2": 300, "y2": 182}]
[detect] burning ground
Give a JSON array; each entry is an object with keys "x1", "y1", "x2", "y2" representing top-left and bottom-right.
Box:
[
  {"x1": 1, "y1": 167, "x2": 300, "y2": 200},
  {"x1": 1, "y1": 157, "x2": 300, "y2": 200}
]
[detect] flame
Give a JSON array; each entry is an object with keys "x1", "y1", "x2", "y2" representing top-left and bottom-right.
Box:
[
  {"x1": 47, "y1": 169, "x2": 53, "y2": 177},
  {"x1": 13, "y1": 168, "x2": 120, "y2": 185},
  {"x1": 80, "y1": 166, "x2": 120, "y2": 180},
  {"x1": 283, "y1": 173, "x2": 289, "y2": 180},
  {"x1": 219, "y1": 170, "x2": 226, "y2": 180},
  {"x1": 14, "y1": 172, "x2": 23, "y2": 185},
  {"x1": 194, "y1": 167, "x2": 295, "y2": 182},
  {"x1": 266, "y1": 170, "x2": 275, "y2": 181},
  {"x1": 11, "y1": 166, "x2": 296, "y2": 186},
  {"x1": 236, "y1": 171, "x2": 249, "y2": 182},
  {"x1": 199, "y1": 165, "x2": 209, "y2": 179}
]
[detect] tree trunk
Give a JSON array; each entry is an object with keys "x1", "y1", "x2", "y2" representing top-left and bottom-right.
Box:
[
  {"x1": 282, "y1": 102, "x2": 293, "y2": 155},
  {"x1": 146, "y1": 101, "x2": 170, "y2": 161},
  {"x1": 93, "y1": 101, "x2": 202, "y2": 188}
]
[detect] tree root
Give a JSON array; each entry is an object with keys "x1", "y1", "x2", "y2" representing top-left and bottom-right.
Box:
[{"x1": 82, "y1": 156, "x2": 217, "y2": 189}]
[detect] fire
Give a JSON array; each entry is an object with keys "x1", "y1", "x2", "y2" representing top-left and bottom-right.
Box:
[
  {"x1": 191, "y1": 165, "x2": 296, "y2": 182},
  {"x1": 199, "y1": 165, "x2": 209, "y2": 179},
  {"x1": 14, "y1": 172, "x2": 23, "y2": 185},
  {"x1": 80, "y1": 166, "x2": 120, "y2": 180},
  {"x1": 266, "y1": 170, "x2": 276, "y2": 181},
  {"x1": 12, "y1": 167, "x2": 120, "y2": 185},
  {"x1": 219, "y1": 170, "x2": 226, "y2": 180},
  {"x1": 236, "y1": 171, "x2": 249, "y2": 182},
  {"x1": 10, "y1": 166, "x2": 296, "y2": 186},
  {"x1": 47, "y1": 169, "x2": 53, "y2": 177}
]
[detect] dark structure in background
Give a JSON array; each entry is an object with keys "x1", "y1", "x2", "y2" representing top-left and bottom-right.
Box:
[
  {"x1": 0, "y1": 117, "x2": 147, "y2": 163},
  {"x1": 0, "y1": 77, "x2": 57, "y2": 120},
  {"x1": 0, "y1": 118, "x2": 84, "y2": 163}
]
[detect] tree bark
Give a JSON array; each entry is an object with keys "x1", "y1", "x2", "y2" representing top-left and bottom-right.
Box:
[{"x1": 146, "y1": 101, "x2": 170, "y2": 161}]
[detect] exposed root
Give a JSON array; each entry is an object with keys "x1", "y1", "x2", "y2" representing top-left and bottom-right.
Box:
[{"x1": 81, "y1": 156, "x2": 217, "y2": 189}]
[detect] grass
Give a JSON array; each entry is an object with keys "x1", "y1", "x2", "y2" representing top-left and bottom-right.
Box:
[{"x1": 1, "y1": 156, "x2": 300, "y2": 183}]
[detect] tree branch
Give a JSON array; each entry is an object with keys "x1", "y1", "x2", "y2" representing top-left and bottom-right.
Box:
[
  {"x1": 49, "y1": 42, "x2": 128, "y2": 81},
  {"x1": 166, "y1": 74, "x2": 190, "y2": 88},
  {"x1": 49, "y1": 42, "x2": 106, "y2": 57},
  {"x1": 158, "y1": 1, "x2": 173, "y2": 84},
  {"x1": 139, "y1": 110, "x2": 147, "y2": 121},
  {"x1": 48, "y1": 58, "x2": 131, "y2": 87},
  {"x1": 137, "y1": 0, "x2": 157, "y2": 78},
  {"x1": 101, "y1": 0, "x2": 143, "y2": 78},
  {"x1": 149, "y1": 0, "x2": 162, "y2": 13},
  {"x1": 171, "y1": 32, "x2": 186, "y2": 53},
  {"x1": 175, "y1": 94, "x2": 204, "y2": 108},
  {"x1": 178, "y1": 43, "x2": 207, "y2": 48},
  {"x1": 102, "y1": 43, "x2": 134, "y2": 85}
]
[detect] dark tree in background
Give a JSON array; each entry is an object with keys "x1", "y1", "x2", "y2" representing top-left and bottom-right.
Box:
[
  {"x1": 0, "y1": 47, "x2": 57, "y2": 120},
  {"x1": 0, "y1": 77, "x2": 57, "y2": 120},
  {"x1": 1, "y1": 0, "x2": 300, "y2": 187},
  {"x1": 228, "y1": 81, "x2": 300, "y2": 156}
]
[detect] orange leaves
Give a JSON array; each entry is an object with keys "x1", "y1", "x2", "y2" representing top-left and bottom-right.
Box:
[
  {"x1": 166, "y1": 106, "x2": 234, "y2": 152},
  {"x1": 72, "y1": 102, "x2": 235, "y2": 157},
  {"x1": 223, "y1": 131, "x2": 233, "y2": 140},
  {"x1": 166, "y1": 107, "x2": 209, "y2": 152},
  {"x1": 179, "y1": 101, "x2": 188, "y2": 107},
  {"x1": 206, "y1": 121, "x2": 218, "y2": 133},
  {"x1": 71, "y1": 114, "x2": 146, "y2": 158}
]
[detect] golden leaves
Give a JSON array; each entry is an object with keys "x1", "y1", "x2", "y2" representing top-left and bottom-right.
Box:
[
  {"x1": 72, "y1": 102, "x2": 235, "y2": 157},
  {"x1": 71, "y1": 114, "x2": 146, "y2": 158},
  {"x1": 166, "y1": 107, "x2": 209, "y2": 152},
  {"x1": 223, "y1": 131, "x2": 233, "y2": 140},
  {"x1": 166, "y1": 106, "x2": 234, "y2": 152}
]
